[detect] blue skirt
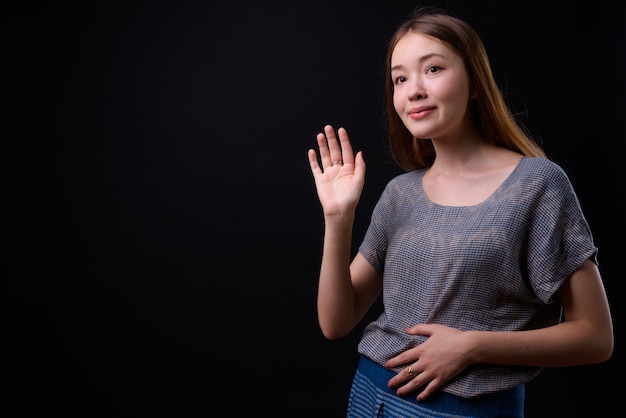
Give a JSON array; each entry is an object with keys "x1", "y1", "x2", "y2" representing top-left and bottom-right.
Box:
[{"x1": 347, "y1": 355, "x2": 524, "y2": 418}]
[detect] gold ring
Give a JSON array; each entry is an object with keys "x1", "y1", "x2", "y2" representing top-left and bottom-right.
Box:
[
  {"x1": 332, "y1": 160, "x2": 343, "y2": 166},
  {"x1": 408, "y1": 366, "x2": 415, "y2": 377}
]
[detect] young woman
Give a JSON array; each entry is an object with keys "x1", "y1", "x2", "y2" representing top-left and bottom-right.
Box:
[{"x1": 307, "y1": 6, "x2": 613, "y2": 417}]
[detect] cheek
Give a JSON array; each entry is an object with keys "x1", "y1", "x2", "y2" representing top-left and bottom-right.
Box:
[
  {"x1": 437, "y1": 80, "x2": 470, "y2": 108},
  {"x1": 393, "y1": 90, "x2": 404, "y2": 113}
]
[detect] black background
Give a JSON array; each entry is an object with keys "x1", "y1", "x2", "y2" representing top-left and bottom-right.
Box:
[{"x1": 4, "y1": 1, "x2": 624, "y2": 416}]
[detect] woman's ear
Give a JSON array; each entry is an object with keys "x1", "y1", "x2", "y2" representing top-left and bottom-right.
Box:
[{"x1": 469, "y1": 82, "x2": 479, "y2": 99}]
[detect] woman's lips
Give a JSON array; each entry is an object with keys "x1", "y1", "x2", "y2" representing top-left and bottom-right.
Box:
[{"x1": 409, "y1": 107, "x2": 434, "y2": 120}]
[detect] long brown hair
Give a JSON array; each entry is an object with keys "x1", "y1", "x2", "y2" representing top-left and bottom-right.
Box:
[{"x1": 384, "y1": 7, "x2": 546, "y2": 171}]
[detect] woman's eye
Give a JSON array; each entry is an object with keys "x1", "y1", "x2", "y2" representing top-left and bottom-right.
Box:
[
  {"x1": 395, "y1": 76, "x2": 407, "y2": 84},
  {"x1": 426, "y1": 66, "x2": 441, "y2": 74}
]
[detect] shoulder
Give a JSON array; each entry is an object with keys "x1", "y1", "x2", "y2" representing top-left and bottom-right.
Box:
[
  {"x1": 375, "y1": 169, "x2": 427, "y2": 209},
  {"x1": 517, "y1": 157, "x2": 571, "y2": 185},
  {"x1": 513, "y1": 157, "x2": 580, "y2": 208},
  {"x1": 386, "y1": 169, "x2": 425, "y2": 188},
  {"x1": 520, "y1": 156, "x2": 565, "y2": 174},
  {"x1": 380, "y1": 169, "x2": 426, "y2": 197}
]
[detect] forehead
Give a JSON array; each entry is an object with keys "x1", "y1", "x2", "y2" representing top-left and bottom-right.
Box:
[{"x1": 391, "y1": 32, "x2": 456, "y2": 65}]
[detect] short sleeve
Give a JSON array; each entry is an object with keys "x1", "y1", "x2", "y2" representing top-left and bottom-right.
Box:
[{"x1": 525, "y1": 161, "x2": 597, "y2": 303}]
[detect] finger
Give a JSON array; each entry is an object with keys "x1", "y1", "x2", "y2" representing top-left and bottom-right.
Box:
[
  {"x1": 316, "y1": 130, "x2": 333, "y2": 167},
  {"x1": 397, "y1": 375, "x2": 425, "y2": 397},
  {"x1": 323, "y1": 125, "x2": 343, "y2": 166},
  {"x1": 354, "y1": 150, "x2": 366, "y2": 178},
  {"x1": 406, "y1": 323, "x2": 433, "y2": 335},
  {"x1": 415, "y1": 379, "x2": 442, "y2": 402},
  {"x1": 385, "y1": 349, "x2": 416, "y2": 369},
  {"x1": 308, "y1": 148, "x2": 322, "y2": 174},
  {"x1": 394, "y1": 367, "x2": 430, "y2": 397},
  {"x1": 387, "y1": 362, "x2": 416, "y2": 389},
  {"x1": 336, "y1": 127, "x2": 354, "y2": 165}
]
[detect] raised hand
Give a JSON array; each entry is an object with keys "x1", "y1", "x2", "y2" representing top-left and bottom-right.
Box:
[{"x1": 308, "y1": 125, "x2": 366, "y2": 217}]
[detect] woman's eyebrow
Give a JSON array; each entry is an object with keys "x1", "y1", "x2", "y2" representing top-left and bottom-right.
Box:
[{"x1": 391, "y1": 52, "x2": 446, "y2": 71}]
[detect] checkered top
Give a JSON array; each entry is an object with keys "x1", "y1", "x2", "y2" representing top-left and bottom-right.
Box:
[{"x1": 357, "y1": 156, "x2": 597, "y2": 398}]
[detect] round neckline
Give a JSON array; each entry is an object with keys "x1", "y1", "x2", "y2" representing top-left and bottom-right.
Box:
[{"x1": 419, "y1": 156, "x2": 526, "y2": 209}]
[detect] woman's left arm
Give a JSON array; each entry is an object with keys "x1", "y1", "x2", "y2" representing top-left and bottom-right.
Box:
[
  {"x1": 472, "y1": 257, "x2": 614, "y2": 366},
  {"x1": 387, "y1": 258, "x2": 614, "y2": 400}
]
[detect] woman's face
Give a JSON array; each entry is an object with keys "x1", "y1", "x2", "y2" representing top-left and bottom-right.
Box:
[{"x1": 391, "y1": 32, "x2": 472, "y2": 141}]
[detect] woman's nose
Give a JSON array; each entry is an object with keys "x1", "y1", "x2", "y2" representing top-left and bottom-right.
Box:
[{"x1": 408, "y1": 79, "x2": 425, "y2": 100}]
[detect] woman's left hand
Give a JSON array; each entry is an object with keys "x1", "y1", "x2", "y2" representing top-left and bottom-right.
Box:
[{"x1": 385, "y1": 324, "x2": 473, "y2": 401}]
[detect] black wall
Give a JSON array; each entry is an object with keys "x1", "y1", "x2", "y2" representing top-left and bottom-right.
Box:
[{"x1": 4, "y1": 1, "x2": 623, "y2": 416}]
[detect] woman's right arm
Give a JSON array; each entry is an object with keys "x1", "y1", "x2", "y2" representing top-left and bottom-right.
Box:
[{"x1": 308, "y1": 125, "x2": 382, "y2": 340}]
